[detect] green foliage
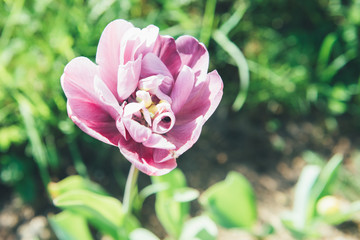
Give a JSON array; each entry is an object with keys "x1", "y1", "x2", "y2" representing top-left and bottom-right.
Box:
[
  {"x1": 151, "y1": 169, "x2": 195, "y2": 239},
  {"x1": 200, "y1": 171, "x2": 257, "y2": 229},
  {"x1": 49, "y1": 175, "x2": 140, "y2": 239},
  {"x1": 221, "y1": 0, "x2": 360, "y2": 116},
  {"x1": 179, "y1": 215, "x2": 218, "y2": 240},
  {"x1": 129, "y1": 228, "x2": 160, "y2": 240},
  {"x1": 281, "y1": 153, "x2": 358, "y2": 238},
  {"x1": 49, "y1": 210, "x2": 93, "y2": 240},
  {"x1": 48, "y1": 175, "x2": 108, "y2": 199}
]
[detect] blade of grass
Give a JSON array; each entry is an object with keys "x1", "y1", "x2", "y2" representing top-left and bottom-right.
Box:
[
  {"x1": 219, "y1": 1, "x2": 248, "y2": 35},
  {"x1": 317, "y1": 33, "x2": 337, "y2": 72},
  {"x1": 200, "y1": 0, "x2": 217, "y2": 46},
  {"x1": 67, "y1": 137, "x2": 88, "y2": 178},
  {"x1": 16, "y1": 93, "x2": 50, "y2": 188},
  {"x1": 213, "y1": 30, "x2": 249, "y2": 111},
  {"x1": 320, "y1": 49, "x2": 357, "y2": 82}
]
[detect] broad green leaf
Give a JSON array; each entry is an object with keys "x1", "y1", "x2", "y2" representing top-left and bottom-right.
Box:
[
  {"x1": 312, "y1": 154, "x2": 343, "y2": 201},
  {"x1": 179, "y1": 215, "x2": 218, "y2": 240},
  {"x1": 48, "y1": 175, "x2": 108, "y2": 199},
  {"x1": 307, "y1": 154, "x2": 344, "y2": 221},
  {"x1": 200, "y1": 171, "x2": 257, "y2": 229},
  {"x1": 291, "y1": 165, "x2": 321, "y2": 230},
  {"x1": 48, "y1": 210, "x2": 93, "y2": 240},
  {"x1": 129, "y1": 228, "x2": 160, "y2": 240},
  {"x1": 287, "y1": 154, "x2": 343, "y2": 233},
  {"x1": 53, "y1": 189, "x2": 128, "y2": 239},
  {"x1": 151, "y1": 169, "x2": 190, "y2": 238}
]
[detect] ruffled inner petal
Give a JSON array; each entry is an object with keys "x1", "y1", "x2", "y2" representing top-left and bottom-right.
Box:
[
  {"x1": 174, "y1": 70, "x2": 223, "y2": 124},
  {"x1": 152, "y1": 111, "x2": 175, "y2": 134},
  {"x1": 175, "y1": 36, "x2": 209, "y2": 84},
  {"x1": 117, "y1": 57, "x2": 142, "y2": 101},
  {"x1": 141, "y1": 53, "x2": 173, "y2": 79},
  {"x1": 153, "y1": 35, "x2": 182, "y2": 79},
  {"x1": 123, "y1": 118, "x2": 152, "y2": 143},
  {"x1": 170, "y1": 65, "x2": 195, "y2": 114},
  {"x1": 96, "y1": 19, "x2": 134, "y2": 95},
  {"x1": 133, "y1": 25, "x2": 160, "y2": 60},
  {"x1": 138, "y1": 75, "x2": 173, "y2": 103}
]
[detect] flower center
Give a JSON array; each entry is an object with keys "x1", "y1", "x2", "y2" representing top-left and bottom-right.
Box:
[{"x1": 135, "y1": 90, "x2": 175, "y2": 134}]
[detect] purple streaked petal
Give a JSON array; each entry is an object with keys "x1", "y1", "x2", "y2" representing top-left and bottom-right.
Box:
[
  {"x1": 166, "y1": 116, "x2": 204, "y2": 155},
  {"x1": 153, "y1": 149, "x2": 176, "y2": 164},
  {"x1": 175, "y1": 35, "x2": 209, "y2": 83},
  {"x1": 68, "y1": 103, "x2": 121, "y2": 146},
  {"x1": 118, "y1": 138, "x2": 177, "y2": 176},
  {"x1": 153, "y1": 35, "x2": 182, "y2": 78},
  {"x1": 174, "y1": 70, "x2": 223, "y2": 124},
  {"x1": 67, "y1": 98, "x2": 113, "y2": 123},
  {"x1": 141, "y1": 53, "x2": 172, "y2": 79},
  {"x1": 170, "y1": 65, "x2": 195, "y2": 114}
]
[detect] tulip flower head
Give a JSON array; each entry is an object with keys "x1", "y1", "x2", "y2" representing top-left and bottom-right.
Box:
[{"x1": 61, "y1": 19, "x2": 223, "y2": 176}]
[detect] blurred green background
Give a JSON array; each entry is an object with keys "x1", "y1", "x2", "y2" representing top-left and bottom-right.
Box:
[{"x1": 0, "y1": 0, "x2": 360, "y2": 238}]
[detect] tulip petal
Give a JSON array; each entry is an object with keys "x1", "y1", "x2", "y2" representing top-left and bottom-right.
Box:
[
  {"x1": 143, "y1": 134, "x2": 176, "y2": 150},
  {"x1": 117, "y1": 57, "x2": 141, "y2": 101},
  {"x1": 61, "y1": 57, "x2": 98, "y2": 101},
  {"x1": 93, "y1": 76, "x2": 122, "y2": 120},
  {"x1": 166, "y1": 116, "x2": 204, "y2": 155},
  {"x1": 96, "y1": 19, "x2": 134, "y2": 95},
  {"x1": 68, "y1": 103, "x2": 121, "y2": 146},
  {"x1": 153, "y1": 35, "x2": 181, "y2": 78},
  {"x1": 175, "y1": 70, "x2": 223, "y2": 124},
  {"x1": 133, "y1": 25, "x2": 159, "y2": 59},
  {"x1": 67, "y1": 98, "x2": 113, "y2": 123},
  {"x1": 123, "y1": 118, "x2": 152, "y2": 143},
  {"x1": 123, "y1": 102, "x2": 143, "y2": 117},
  {"x1": 120, "y1": 27, "x2": 141, "y2": 65},
  {"x1": 170, "y1": 65, "x2": 195, "y2": 114},
  {"x1": 141, "y1": 52, "x2": 172, "y2": 79},
  {"x1": 118, "y1": 139, "x2": 177, "y2": 176},
  {"x1": 153, "y1": 149, "x2": 175, "y2": 163},
  {"x1": 175, "y1": 36, "x2": 209, "y2": 83}
]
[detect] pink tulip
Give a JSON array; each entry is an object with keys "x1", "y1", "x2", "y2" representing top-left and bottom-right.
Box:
[{"x1": 61, "y1": 19, "x2": 223, "y2": 176}]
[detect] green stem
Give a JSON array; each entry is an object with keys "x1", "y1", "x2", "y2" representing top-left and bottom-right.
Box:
[{"x1": 123, "y1": 164, "x2": 139, "y2": 215}]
